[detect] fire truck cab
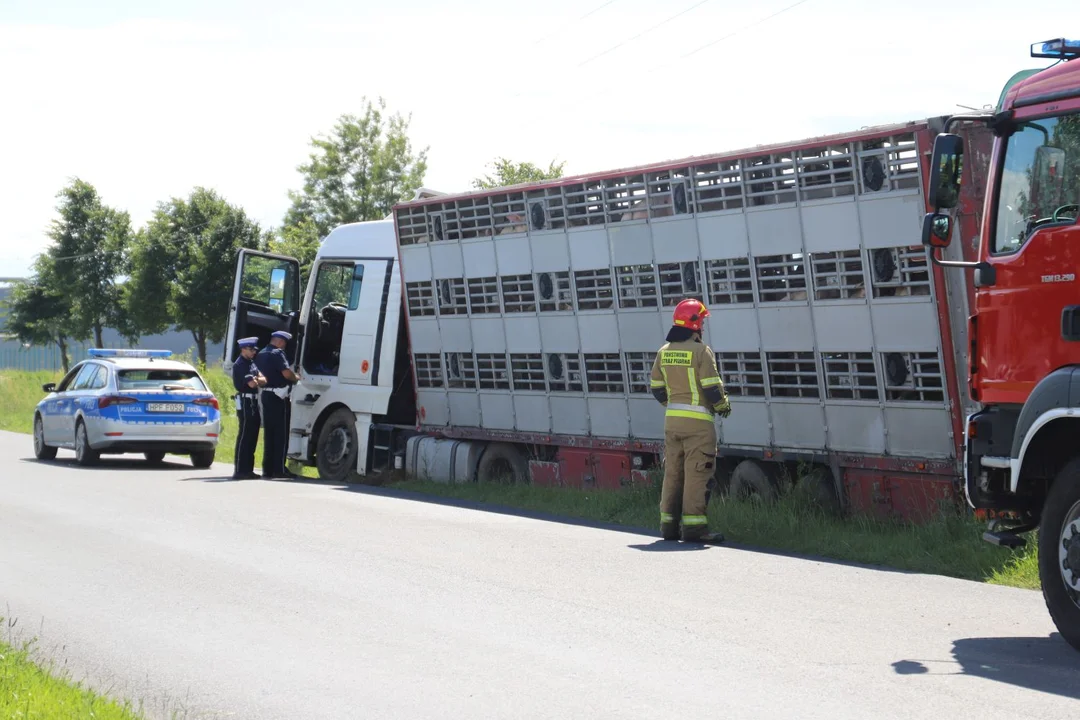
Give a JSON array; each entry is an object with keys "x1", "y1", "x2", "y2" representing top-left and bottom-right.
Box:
[{"x1": 922, "y1": 37, "x2": 1080, "y2": 650}]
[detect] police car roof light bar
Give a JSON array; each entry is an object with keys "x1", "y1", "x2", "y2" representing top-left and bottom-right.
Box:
[
  {"x1": 86, "y1": 348, "x2": 173, "y2": 359},
  {"x1": 1031, "y1": 38, "x2": 1080, "y2": 60}
]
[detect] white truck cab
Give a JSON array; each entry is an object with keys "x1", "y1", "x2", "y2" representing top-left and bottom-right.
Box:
[{"x1": 223, "y1": 213, "x2": 425, "y2": 483}]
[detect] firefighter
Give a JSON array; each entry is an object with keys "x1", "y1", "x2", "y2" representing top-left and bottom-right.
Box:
[
  {"x1": 254, "y1": 330, "x2": 300, "y2": 479},
  {"x1": 230, "y1": 336, "x2": 266, "y2": 480},
  {"x1": 649, "y1": 298, "x2": 732, "y2": 542}
]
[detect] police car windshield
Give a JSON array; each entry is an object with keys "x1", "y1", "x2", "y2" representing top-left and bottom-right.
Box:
[{"x1": 117, "y1": 369, "x2": 207, "y2": 391}]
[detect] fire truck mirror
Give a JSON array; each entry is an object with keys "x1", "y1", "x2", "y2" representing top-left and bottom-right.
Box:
[
  {"x1": 928, "y1": 133, "x2": 964, "y2": 210},
  {"x1": 922, "y1": 212, "x2": 953, "y2": 250}
]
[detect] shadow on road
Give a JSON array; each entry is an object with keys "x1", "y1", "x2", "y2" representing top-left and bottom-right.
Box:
[
  {"x1": 21, "y1": 456, "x2": 195, "y2": 472},
  {"x1": 628, "y1": 540, "x2": 714, "y2": 552},
  {"x1": 893, "y1": 633, "x2": 1080, "y2": 699}
]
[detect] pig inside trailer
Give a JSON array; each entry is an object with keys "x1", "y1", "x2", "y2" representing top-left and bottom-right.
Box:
[{"x1": 223, "y1": 116, "x2": 982, "y2": 521}]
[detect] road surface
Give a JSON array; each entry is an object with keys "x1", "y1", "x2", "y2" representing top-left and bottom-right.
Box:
[{"x1": 1, "y1": 429, "x2": 1077, "y2": 720}]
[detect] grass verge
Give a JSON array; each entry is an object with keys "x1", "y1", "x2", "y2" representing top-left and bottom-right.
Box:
[
  {"x1": 1, "y1": 366, "x2": 1039, "y2": 590},
  {"x1": 1, "y1": 621, "x2": 145, "y2": 720}
]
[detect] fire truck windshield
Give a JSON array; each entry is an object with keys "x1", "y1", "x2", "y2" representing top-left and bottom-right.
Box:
[{"x1": 993, "y1": 112, "x2": 1080, "y2": 254}]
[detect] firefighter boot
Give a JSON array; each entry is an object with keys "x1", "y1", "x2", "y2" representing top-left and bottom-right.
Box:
[{"x1": 679, "y1": 426, "x2": 719, "y2": 542}]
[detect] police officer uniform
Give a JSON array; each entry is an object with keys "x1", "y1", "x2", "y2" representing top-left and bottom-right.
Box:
[
  {"x1": 649, "y1": 298, "x2": 732, "y2": 542},
  {"x1": 231, "y1": 336, "x2": 264, "y2": 480},
  {"x1": 253, "y1": 330, "x2": 298, "y2": 479}
]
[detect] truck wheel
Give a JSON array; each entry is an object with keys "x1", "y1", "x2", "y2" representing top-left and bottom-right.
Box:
[
  {"x1": 797, "y1": 466, "x2": 842, "y2": 517},
  {"x1": 729, "y1": 459, "x2": 777, "y2": 503},
  {"x1": 1038, "y1": 457, "x2": 1080, "y2": 652},
  {"x1": 476, "y1": 443, "x2": 528, "y2": 485},
  {"x1": 316, "y1": 408, "x2": 360, "y2": 484}
]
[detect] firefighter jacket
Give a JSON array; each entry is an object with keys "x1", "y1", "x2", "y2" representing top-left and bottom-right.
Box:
[{"x1": 649, "y1": 338, "x2": 732, "y2": 423}]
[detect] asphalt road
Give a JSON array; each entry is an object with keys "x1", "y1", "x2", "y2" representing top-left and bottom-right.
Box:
[{"x1": 1, "y1": 429, "x2": 1078, "y2": 720}]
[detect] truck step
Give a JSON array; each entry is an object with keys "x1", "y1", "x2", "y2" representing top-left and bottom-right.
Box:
[{"x1": 982, "y1": 530, "x2": 1028, "y2": 548}]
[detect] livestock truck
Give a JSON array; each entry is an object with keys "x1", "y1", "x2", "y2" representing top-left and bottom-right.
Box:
[
  {"x1": 224, "y1": 116, "x2": 995, "y2": 530},
  {"x1": 922, "y1": 37, "x2": 1080, "y2": 651}
]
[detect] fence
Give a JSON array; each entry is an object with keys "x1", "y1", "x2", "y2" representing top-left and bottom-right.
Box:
[{"x1": 0, "y1": 342, "x2": 93, "y2": 373}]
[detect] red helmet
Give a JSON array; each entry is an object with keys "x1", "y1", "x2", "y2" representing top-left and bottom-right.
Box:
[{"x1": 672, "y1": 298, "x2": 709, "y2": 332}]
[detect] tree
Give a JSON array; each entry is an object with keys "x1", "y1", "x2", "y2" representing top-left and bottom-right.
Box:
[
  {"x1": 2, "y1": 254, "x2": 78, "y2": 373},
  {"x1": 471, "y1": 157, "x2": 566, "y2": 190},
  {"x1": 45, "y1": 178, "x2": 133, "y2": 347},
  {"x1": 267, "y1": 217, "x2": 321, "y2": 289},
  {"x1": 282, "y1": 96, "x2": 429, "y2": 242},
  {"x1": 125, "y1": 188, "x2": 266, "y2": 365}
]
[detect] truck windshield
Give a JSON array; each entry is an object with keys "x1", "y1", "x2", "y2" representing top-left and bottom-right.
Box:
[{"x1": 993, "y1": 112, "x2": 1080, "y2": 254}]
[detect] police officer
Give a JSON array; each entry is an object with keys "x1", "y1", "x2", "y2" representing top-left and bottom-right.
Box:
[
  {"x1": 231, "y1": 337, "x2": 266, "y2": 480},
  {"x1": 649, "y1": 298, "x2": 732, "y2": 543},
  {"x1": 253, "y1": 330, "x2": 300, "y2": 479}
]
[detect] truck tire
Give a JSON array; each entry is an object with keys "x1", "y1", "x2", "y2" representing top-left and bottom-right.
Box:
[
  {"x1": 729, "y1": 459, "x2": 777, "y2": 503},
  {"x1": 476, "y1": 443, "x2": 529, "y2": 485},
  {"x1": 797, "y1": 466, "x2": 842, "y2": 517},
  {"x1": 316, "y1": 408, "x2": 361, "y2": 484},
  {"x1": 1038, "y1": 457, "x2": 1080, "y2": 652}
]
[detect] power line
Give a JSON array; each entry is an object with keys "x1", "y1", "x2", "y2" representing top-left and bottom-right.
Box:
[
  {"x1": 679, "y1": 0, "x2": 811, "y2": 59},
  {"x1": 576, "y1": 0, "x2": 714, "y2": 68},
  {"x1": 531, "y1": 0, "x2": 619, "y2": 47}
]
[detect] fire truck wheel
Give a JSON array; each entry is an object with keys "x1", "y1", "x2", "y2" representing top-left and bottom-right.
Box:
[
  {"x1": 1037, "y1": 457, "x2": 1080, "y2": 652},
  {"x1": 316, "y1": 408, "x2": 360, "y2": 484},
  {"x1": 476, "y1": 443, "x2": 529, "y2": 485},
  {"x1": 728, "y1": 459, "x2": 777, "y2": 503}
]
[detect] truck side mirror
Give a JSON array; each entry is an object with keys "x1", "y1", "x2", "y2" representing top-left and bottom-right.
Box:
[
  {"x1": 928, "y1": 133, "x2": 964, "y2": 210},
  {"x1": 922, "y1": 212, "x2": 953, "y2": 249}
]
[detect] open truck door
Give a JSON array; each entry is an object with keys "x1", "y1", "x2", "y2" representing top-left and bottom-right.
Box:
[{"x1": 223, "y1": 249, "x2": 303, "y2": 371}]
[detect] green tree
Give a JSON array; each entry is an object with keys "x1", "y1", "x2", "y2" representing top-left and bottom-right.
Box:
[
  {"x1": 125, "y1": 188, "x2": 266, "y2": 365},
  {"x1": 45, "y1": 178, "x2": 133, "y2": 348},
  {"x1": 471, "y1": 157, "x2": 566, "y2": 190},
  {"x1": 267, "y1": 217, "x2": 321, "y2": 289},
  {"x1": 1, "y1": 254, "x2": 78, "y2": 372},
  {"x1": 282, "y1": 96, "x2": 429, "y2": 242}
]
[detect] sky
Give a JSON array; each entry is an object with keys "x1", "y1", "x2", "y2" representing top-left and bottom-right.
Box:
[{"x1": 0, "y1": 0, "x2": 1072, "y2": 278}]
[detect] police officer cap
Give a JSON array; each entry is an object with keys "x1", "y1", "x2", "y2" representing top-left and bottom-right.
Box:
[
  {"x1": 237, "y1": 337, "x2": 259, "y2": 348},
  {"x1": 271, "y1": 331, "x2": 292, "y2": 341}
]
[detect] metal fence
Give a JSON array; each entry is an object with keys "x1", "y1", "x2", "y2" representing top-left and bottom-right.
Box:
[{"x1": 0, "y1": 342, "x2": 93, "y2": 373}]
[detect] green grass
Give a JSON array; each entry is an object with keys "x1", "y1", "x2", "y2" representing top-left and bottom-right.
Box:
[
  {"x1": 0, "y1": 365, "x2": 1040, "y2": 591},
  {"x1": 0, "y1": 622, "x2": 146, "y2": 720}
]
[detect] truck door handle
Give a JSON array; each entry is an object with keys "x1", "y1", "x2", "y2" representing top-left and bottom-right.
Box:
[{"x1": 1063, "y1": 305, "x2": 1080, "y2": 342}]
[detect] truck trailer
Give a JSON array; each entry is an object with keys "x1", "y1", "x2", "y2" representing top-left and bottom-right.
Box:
[
  {"x1": 223, "y1": 115, "x2": 993, "y2": 525},
  {"x1": 921, "y1": 37, "x2": 1080, "y2": 651}
]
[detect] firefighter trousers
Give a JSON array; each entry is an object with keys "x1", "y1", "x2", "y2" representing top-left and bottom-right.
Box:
[{"x1": 659, "y1": 421, "x2": 718, "y2": 541}]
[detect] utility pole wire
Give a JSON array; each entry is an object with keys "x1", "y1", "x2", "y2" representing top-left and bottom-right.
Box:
[{"x1": 576, "y1": 0, "x2": 714, "y2": 68}]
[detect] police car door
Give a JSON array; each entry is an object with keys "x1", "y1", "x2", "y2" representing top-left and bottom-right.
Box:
[{"x1": 224, "y1": 250, "x2": 302, "y2": 371}]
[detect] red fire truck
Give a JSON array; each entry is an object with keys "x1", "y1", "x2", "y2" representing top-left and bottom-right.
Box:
[{"x1": 922, "y1": 37, "x2": 1080, "y2": 650}]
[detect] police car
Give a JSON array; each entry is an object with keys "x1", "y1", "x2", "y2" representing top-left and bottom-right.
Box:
[{"x1": 32, "y1": 349, "x2": 222, "y2": 467}]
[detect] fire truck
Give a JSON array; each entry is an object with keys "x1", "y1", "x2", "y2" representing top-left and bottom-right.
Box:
[
  {"x1": 224, "y1": 116, "x2": 993, "y2": 530},
  {"x1": 922, "y1": 38, "x2": 1080, "y2": 651}
]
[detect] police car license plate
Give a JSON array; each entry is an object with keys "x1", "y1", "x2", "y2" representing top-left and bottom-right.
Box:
[{"x1": 147, "y1": 402, "x2": 185, "y2": 413}]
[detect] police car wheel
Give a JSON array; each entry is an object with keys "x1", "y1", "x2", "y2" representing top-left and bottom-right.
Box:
[
  {"x1": 33, "y1": 415, "x2": 57, "y2": 460},
  {"x1": 74, "y1": 421, "x2": 98, "y2": 466},
  {"x1": 191, "y1": 450, "x2": 215, "y2": 469}
]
